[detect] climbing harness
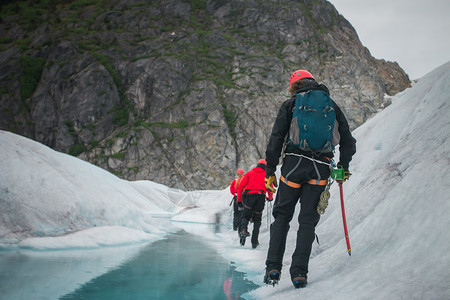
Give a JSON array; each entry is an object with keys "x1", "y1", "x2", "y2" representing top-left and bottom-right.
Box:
[{"x1": 285, "y1": 153, "x2": 332, "y2": 167}]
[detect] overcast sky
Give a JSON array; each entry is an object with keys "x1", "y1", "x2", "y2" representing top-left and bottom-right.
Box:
[{"x1": 328, "y1": 0, "x2": 450, "y2": 80}]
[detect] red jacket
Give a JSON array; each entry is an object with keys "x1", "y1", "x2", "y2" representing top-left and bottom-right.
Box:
[
  {"x1": 230, "y1": 177, "x2": 243, "y2": 200},
  {"x1": 237, "y1": 166, "x2": 273, "y2": 202}
]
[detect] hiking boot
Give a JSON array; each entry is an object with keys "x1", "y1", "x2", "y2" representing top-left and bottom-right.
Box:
[
  {"x1": 264, "y1": 269, "x2": 280, "y2": 286},
  {"x1": 239, "y1": 230, "x2": 250, "y2": 237},
  {"x1": 239, "y1": 230, "x2": 250, "y2": 246},
  {"x1": 251, "y1": 240, "x2": 259, "y2": 249},
  {"x1": 291, "y1": 274, "x2": 307, "y2": 288}
]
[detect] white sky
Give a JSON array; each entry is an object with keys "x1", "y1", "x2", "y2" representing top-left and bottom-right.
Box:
[
  {"x1": 1, "y1": 62, "x2": 450, "y2": 298},
  {"x1": 328, "y1": 0, "x2": 450, "y2": 80}
]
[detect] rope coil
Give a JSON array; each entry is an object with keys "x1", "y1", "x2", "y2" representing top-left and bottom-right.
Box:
[{"x1": 317, "y1": 180, "x2": 331, "y2": 215}]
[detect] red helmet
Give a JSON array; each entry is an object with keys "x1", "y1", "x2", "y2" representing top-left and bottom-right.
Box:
[
  {"x1": 289, "y1": 70, "x2": 315, "y2": 87},
  {"x1": 257, "y1": 159, "x2": 266, "y2": 165},
  {"x1": 236, "y1": 169, "x2": 244, "y2": 175}
]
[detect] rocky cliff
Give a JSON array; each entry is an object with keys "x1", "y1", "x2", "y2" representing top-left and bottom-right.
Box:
[{"x1": 0, "y1": 0, "x2": 410, "y2": 190}]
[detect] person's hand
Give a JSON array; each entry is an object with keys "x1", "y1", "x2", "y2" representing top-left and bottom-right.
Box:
[
  {"x1": 265, "y1": 174, "x2": 277, "y2": 193},
  {"x1": 344, "y1": 170, "x2": 352, "y2": 181},
  {"x1": 237, "y1": 201, "x2": 244, "y2": 211},
  {"x1": 337, "y1": 170, "x2": 352, "y2": 183}
]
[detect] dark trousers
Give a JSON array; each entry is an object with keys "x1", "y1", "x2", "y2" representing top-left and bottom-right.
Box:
[
  {"x1": 240, "y1": 193, "x2": 266, "y2": 243},
  {"x1": 232, "y1": 197, "x2": 242, "y2": 230},
  {"x1": 265, "y1": 182, "x2": 324, "y2": 276}
]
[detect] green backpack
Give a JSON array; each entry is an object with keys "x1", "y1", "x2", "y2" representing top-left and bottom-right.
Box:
[{"x1": 288, "y1": 90, "x2": 338, "y2": 154}]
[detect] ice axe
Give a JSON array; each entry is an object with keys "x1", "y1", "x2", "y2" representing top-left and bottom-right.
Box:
[
  {"x1": 331, "y1": 167, "x2": 352, "y2": 256},
  {"x1": 230, "y1": 195, "x2": 236, "y2": 206}
]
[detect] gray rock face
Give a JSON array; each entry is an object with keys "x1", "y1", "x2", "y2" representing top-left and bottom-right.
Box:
[{"x1": 0, "y1": 0, "x2": 410, "y2": 190}]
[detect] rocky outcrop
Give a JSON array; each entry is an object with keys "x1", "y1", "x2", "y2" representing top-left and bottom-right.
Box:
[{"x1": 0, "y1": 0, "x2": 410, "y2": 190}]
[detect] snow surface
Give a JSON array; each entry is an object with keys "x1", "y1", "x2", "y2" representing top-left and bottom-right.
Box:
[{"x1": 1, "y1": 62, "x2": 450, "y2": 299}]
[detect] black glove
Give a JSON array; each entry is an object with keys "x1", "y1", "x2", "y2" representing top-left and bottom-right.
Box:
[
  {"x1": 237, "y1": 201, "x2": 244, "y2": 211},
  {"x1": 337, "y1": 161, "x2": 348, "y2": 171}
]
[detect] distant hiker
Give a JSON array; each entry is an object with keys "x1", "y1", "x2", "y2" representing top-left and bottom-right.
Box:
[
  {"x1": 263, "y1": 70, "x2": 356, "y2": 288},
  {"x1": 229, "y1": 168, "x2": 245, "y2": 231},
  {"x1": 237, "y1": 159, "x2": 273, "y2": 248}
]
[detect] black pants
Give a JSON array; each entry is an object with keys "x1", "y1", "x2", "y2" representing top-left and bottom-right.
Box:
[
  {"x1": 232, "y1": 196, "x2": 242, "y2": 230},
  {"x1": 265, "y1": 154, "x2": 329, "y2": 277},
  {"x1": 240, "y1": 193, "x2": 266, "y2": 244}
]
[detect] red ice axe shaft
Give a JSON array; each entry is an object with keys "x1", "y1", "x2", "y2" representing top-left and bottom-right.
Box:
[{"x1": 339, "y1": 182, "x2": 351, "y2": 256}]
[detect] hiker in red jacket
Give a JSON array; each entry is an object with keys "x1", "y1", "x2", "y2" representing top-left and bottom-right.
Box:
[
  {"x1": 229, "y1": 168, "x2": 245, "y2": 231},
  {"x1": 237, "y1": 159, "x2": 273, "y2": 248}
]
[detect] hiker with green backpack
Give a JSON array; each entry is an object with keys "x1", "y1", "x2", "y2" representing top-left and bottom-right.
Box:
[{"x1": 263, "y1": 69, "x2": 356, "y2": 288}]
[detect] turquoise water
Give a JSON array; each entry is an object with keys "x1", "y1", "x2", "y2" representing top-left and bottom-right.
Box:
[{"x1": 59, "y1": 230, "x2": 257, "y2": 299}]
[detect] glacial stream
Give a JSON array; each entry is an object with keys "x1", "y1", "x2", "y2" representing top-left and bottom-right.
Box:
[{"x1": 0, "y1": 229, "x2": 258, "y2": 300}]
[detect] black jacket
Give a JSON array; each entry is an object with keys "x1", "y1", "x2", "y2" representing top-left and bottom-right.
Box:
[{"x1": 265, "y1": 81, "x2": 356, "y2": 175}]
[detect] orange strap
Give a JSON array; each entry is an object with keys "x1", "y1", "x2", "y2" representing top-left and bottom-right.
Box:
[
  {"x1": 307, "y1": 179, "x2": 327, "y2": 186},
  {"x1": 280, "y1": 175, "x2": 327, "y2": 189}
]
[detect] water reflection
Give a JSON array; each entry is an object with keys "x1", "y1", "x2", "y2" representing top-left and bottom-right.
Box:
[
  {"x1": 61, "y1": 230, "x2": 257, "y2": 299},
  {"x1": 0, "y1": 243, "x2": 144, "y2": 300}
]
